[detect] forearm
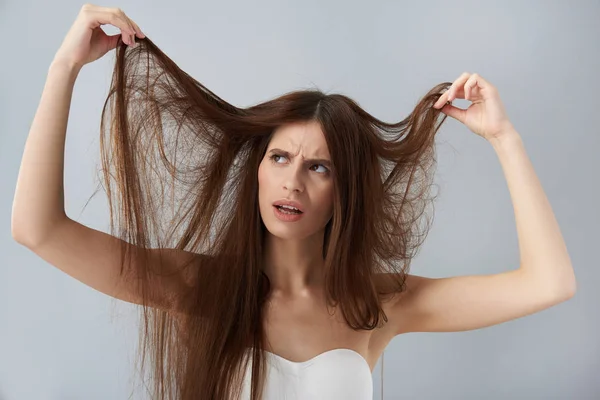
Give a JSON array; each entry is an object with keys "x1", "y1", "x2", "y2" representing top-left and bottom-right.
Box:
[
  {"x1": 11, "y1": 60, "x2": 82, "y2": 246},
  {"x1": 489, "y1": 130, "x2": 576, "y2": 295}
]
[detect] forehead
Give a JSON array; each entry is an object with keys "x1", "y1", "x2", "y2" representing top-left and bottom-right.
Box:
[{"x1": 269, "y1": 122, "x2": 330, "y2": 156}]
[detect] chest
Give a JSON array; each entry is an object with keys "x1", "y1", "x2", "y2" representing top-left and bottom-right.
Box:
[{"x1": 260, "y1": 294, "x2": 397, "y2": 373}]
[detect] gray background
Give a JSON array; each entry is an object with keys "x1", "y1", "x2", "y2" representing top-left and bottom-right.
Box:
[{"x1": 1, "y1": 0, "x2": 598, "y2": 399}]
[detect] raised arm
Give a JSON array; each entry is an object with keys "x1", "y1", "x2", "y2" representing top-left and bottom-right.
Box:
[{"x1": 11, "y1": 5, "x2": 199, "y2": 314}]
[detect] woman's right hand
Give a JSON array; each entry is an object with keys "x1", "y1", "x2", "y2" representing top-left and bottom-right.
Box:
[{"x1": 52, "y1": 3, "x2": 145, "y2": 70}]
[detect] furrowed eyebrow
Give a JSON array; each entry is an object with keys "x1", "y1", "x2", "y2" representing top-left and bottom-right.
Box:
[{"x1": 268, "y1": 148, "x2": 331, "y2": 168}]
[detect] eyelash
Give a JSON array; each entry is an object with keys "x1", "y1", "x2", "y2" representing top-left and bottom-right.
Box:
[{"x1": 269, "y1": 154, "x2": 330, "y2": 174}]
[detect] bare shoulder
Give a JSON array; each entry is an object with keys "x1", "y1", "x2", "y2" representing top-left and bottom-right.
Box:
[{"x1": 373, "y1": 272, "x2": 411, "y2": 303}]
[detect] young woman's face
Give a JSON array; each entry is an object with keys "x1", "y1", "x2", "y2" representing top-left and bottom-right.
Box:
[{"x1": 258, "y1": 121, "x2": 334, "y2": 239}]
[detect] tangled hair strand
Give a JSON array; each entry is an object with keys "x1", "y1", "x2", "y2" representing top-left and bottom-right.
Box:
[{"x1": 96, "y1": 35, "x2": 452, "y2": 400}]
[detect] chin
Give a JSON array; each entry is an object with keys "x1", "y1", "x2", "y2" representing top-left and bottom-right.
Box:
[
  {"x1": 266, "y1": 226, "x2": 310, "y2": 240},
  {"x1": 263, "y1": 219, "x2": 315, "y2": 240}
]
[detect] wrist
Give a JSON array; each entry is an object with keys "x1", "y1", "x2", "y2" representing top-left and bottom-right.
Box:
[
  {"x1": 49, "y1": 57, "x2": 83, "y2": 76},
  {"x1": 488, "y1": 127, "x2": 522, "y2": 151}
]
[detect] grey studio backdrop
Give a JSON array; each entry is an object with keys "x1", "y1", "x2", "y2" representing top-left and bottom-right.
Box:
[{"x1": 1, "y1": 1, "x2": 598, "y2": 399}]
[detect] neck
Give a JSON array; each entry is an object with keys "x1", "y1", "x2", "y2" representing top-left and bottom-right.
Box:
[{"x1": 263, "y1": 231, "x2": 326, "y2": 298}]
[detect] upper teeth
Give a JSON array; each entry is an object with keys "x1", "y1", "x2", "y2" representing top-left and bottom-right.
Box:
[{"x1": 279, "y1": 205, "x2": 299, "y2": 211}]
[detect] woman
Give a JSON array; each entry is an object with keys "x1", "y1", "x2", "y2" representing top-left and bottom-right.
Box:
[{"x1": 11, "y1": 4, "x2": 577, "y2": 400}]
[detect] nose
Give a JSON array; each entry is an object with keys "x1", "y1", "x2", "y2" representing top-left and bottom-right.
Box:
[{"x1": 282, "y1": 164, "x2": 305, "y2": 193}]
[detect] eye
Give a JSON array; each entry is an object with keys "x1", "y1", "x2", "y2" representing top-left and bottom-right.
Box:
[
  {"x1": 269, "y1": 154, "x2": 329, "y2": 174},
  {"x1": 269, "y1": 154, "x2": 285, "y2": 164},
  {"x1": 311, "y1": 163, "x2": 330, "y2": 174}
]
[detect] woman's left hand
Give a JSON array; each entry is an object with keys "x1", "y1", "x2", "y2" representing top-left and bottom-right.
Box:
[{"x1": 433, "y1": 72, "x2": 515, "y2": 141}]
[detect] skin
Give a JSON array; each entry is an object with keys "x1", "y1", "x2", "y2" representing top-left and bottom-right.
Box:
[
  {"x1": 257, "y1": 120, "x2": 334, "y2": 301},
  {"x1": 255, "y1": 121, "x2": 378, "y2": 369}
]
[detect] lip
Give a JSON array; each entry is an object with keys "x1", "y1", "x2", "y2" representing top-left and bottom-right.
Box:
[
  {"x1": 272, "y1": 199, "x2": 305, "y2": 213},
  {"x1": 273, "y1": 204, "x2": 304, "y2": 222}
]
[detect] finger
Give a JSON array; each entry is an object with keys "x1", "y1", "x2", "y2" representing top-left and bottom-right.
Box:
[
  {"x1": 124, "y1": 14, "x2": 145, "y2": 39},
  {"x1": 434, "y1": 86, "x2": 452, "y2": 109},
  {"x1": 94, "y1": 6, "x2": 136, "y2": 34},
  {"x1": 464, "y1": 74, "x2": 479, "y2": 100},
  {"x1": 435, "y1": 77, "x2": 463, "y2": 108},
  {"x1": 440, "y1": 103, "x2": 467, "y2": 123},
  {"x1": 434, "y1": 73, "x2": 468, "y2": 109},
  {"x1": 80, "y1": 5, "x2": 136, "y2": 45},
  {"x1": 447, "y1": 72, "x2": 471, "y2": 102},
  {"x1": 131, "y1": 19, "x2": 145, "y2": 38},
  {"x1": 92, "y1": 13, "x2": 132, "y2": 45},
  {"x1": 116, "y1": 11, "x2": 137, "y2": 46},
  {"x1": 472, "y1": 74, "x2": 497, "y2": 95},
  {"x1": 104, "y1": 8, "x2": 136, "y2": 45}
]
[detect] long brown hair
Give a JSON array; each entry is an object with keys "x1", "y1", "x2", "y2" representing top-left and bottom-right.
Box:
[{"x1": 96, "y1": 35, "x2": 451, "y2": 400}]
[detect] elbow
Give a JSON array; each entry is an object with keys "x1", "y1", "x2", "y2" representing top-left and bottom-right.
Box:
[
  {"x1": 11, "y1": 225, "x2": 30, "y2": 246},
  {"x1": 555, "y1": 275, "x2": 577, "y2": 301},
  {"x1": 12, "y1": 225, "x2": 51, "y2": 249},
  {"x1": 11, "y1": 216, "x2": 37, "y2": 247},
  {"x1": 11, "y1": 214, "x2": 69, "y2": 248},
  {"x1": 563, "y1": 281, "x2": 577, "y2": 299},
  {"x1": 12, "y1": 232, "x2": 36, "y2": 248},
  {"x1": 564, "y1": 268, "x2": 578, "y2": 298},
  {"x1": 11, "y1": 222, "x2": 38, "y2": 247},
  {"x1": 531, "y1": 265, "x2": 578, "y2": 301}
]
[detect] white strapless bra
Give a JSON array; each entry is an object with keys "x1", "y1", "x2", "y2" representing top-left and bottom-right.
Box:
[{"x1": 239, "y1": 348, "x2": 373, "y2": 399}]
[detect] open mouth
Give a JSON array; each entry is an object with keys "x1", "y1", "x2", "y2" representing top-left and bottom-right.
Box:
[{"x1": 274, "y1": 205, "x2": 303, "y2": 215}]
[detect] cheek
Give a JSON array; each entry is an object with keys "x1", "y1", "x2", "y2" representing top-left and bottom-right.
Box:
[
  {"x1": 257, "y1": 164, "x2": 271, "y2": 202},
  {"x1": 257, "y1": 164, "x2": 267, "y2": 188},
  {"x1": 317, "y1": 187, "x2": 334, "y2": 213}
]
